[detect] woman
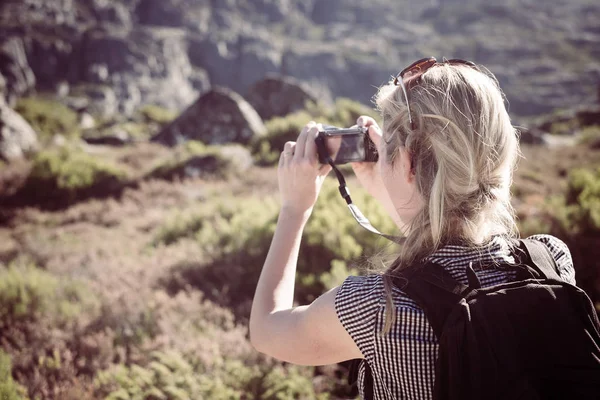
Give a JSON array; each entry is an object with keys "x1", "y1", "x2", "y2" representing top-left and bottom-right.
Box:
[{"x1": 248, "y1": 58, "x2": 575, "y2": 398}]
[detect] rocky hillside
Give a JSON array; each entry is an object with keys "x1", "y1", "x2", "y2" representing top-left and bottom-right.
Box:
[{"x1": 1, "y1": 0, "x2": 599, "y2": 119}]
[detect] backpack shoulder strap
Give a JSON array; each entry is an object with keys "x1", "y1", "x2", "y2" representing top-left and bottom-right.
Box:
[
  {"x1": 391, "y1": 262, "x2": 468, "y2": 339},
  {"x1": 515, "y1": 239, "x2": 562, "y2": 281}
]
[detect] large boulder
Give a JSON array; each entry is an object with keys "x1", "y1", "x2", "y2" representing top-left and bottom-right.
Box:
[
  {"x1": 0, "y1": 103, "x2": 39, "y2": 161},
  {"x1": 0, "y1": 37, "x2": 36, "y2": 105},
  {"x1": 246, "y1": 75, "x2": 316, "y2": 120},
  {"x1": 152, "y1": 87, "x2": 266, "y2": 146},
  {"x1": 77, "y1": 27, "x2": 199, "y2": 114}
]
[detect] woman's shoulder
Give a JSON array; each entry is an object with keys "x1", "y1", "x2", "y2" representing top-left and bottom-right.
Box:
[
  {"x1": 523, "y1": 234, "x2": 576, "y2": 284},
  {"x1": 336, "y1": 274, "x2": 385, "y2": 306},
  {"x1": 334, "y1": 274, "x2": 385, "y2": 356}
]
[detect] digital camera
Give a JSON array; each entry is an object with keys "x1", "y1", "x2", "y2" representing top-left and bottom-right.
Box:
[{"x1": 315, "y1": 125, "x2": 378, "y2": 165}]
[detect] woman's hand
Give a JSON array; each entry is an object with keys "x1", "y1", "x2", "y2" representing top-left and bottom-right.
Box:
[
  {"x1": 278, "y1": 121, "x2": 332, "y2": 217},
  {"x1": 351, "y1": 116, "x2": 387, "y2": 200}
]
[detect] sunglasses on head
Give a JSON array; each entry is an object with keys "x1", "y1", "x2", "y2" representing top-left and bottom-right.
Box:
[{"x1": 393, "y1": 57, "x2": 479, "y2": 130}]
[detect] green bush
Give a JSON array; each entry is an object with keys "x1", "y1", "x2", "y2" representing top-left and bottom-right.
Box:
[
  {"x1": 519, "y1": 167, "x2": 600, "y2": 314},
  {"x1": 15, "y1": 145, "x2": 128, "y2": 207},
  {"x1": 15, "y1": 96, "x2": 80, "y2": 142},
  {"x1": 31, "y1": 146, "x2": 126, "y2": 191},
  {"x1": 95, "y1": 351, "x2": 324, "y2": 400},
  {"x1": 0, "y1": 351, "x2": 29, "y2": 400},
  {"x1": 578, "y1": 125, "x2": 600, "y2": 149},
  {"x1": 0, "y1": 263, "x2": 98, "y2": 327},
  {"x1": 563, "y1": 167, "x2": 600, "y2": 235},
  {"x1": 138, "y1": 105, "x2": 177, "y2": 125},
  {"x1": 157, "y1": 179, "x2": 396, "y2": 313},
  {"x1": 147, "y1": 141, "x2": 246, "y2": 181}
]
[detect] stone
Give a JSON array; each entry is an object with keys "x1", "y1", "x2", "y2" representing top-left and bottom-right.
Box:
[
  {"x1": 246, "y1": 74, "x2": 317, "y2": 120},
  {"x1": 72, "y1": 84, "x2": 118, "y2": 118},
  {"x1": 0, "y1": 103, "x2": 39, "y2": 161},
  {"x1": 78, "y1": 112, "x2": 96, "y2": 130},
  {"x1": 0, "y1": 72, "x2": 6, "y2": 105},
  {"x1": 152, "y1": 87, "x2": 266, "y2": 147},
  {"x1": 82, "y1": 129, "x2": 131, "y2": 146},
  {"x1": 135, "y1": 0, "x2": 186, "y2": 27},
  {"x1": 0, "y1": 37, "x2": 36, "y2": 102},
  {"x1": 576, "y1": 105, "x2": 600, "y2": 127},
  {"x1": 518, "y1": 127, "x2": 548, "y2": 145}
]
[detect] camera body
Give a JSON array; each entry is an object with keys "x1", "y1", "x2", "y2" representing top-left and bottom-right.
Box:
[{"x1": 315, "y1": 125, "x2": 378, "y2": 165}]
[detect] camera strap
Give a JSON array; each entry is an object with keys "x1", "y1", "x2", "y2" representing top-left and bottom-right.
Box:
[{"x1": 326, "y1": 158, "x2": 403, "y2": 244}]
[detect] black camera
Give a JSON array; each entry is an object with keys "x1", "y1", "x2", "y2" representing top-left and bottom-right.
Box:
[{"x1": 315, "y1": 125, "x2": 378, "y2": 165}]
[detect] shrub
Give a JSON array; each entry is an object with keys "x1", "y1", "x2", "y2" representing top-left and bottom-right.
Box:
[
  {"x1": 578, "y1": 125, "x2": 600, "y2": 149},
  {"x1": 32, "y1": 146, "x2": 125, "y2": 190},
  {"x1": 14, "y1": 145, "x2": 128, "y2": 208},
  {"x1": 15, "y1": 96, "x2": 80, "y2": 142},
  {"x1": 147, "y1": 141, "x2": 248, "y2": 181},
  {"x1": 519, "y1": 167, "x2": 600, "y2": 314},
  {"x1": 0, "y1": 263, "x2": 102, "y2": 399},
  {"x1": 563, "y1": 167, "x2": 600, "y2": 235},
  {"x1": 94, "y1": 351, "x2": 324, "y2": 400},
  {"x1": 251, "y1": 111, "x2": 314, "y2": 166},
  {"x1": 138, "y1": 104, "x2": 177, "y2": 125},
  {"x1": 157, "y1": 179, "x2": 396, "y2": 315},
  {"x1": 0, "y1": 351, "x2": 29, "y2": 400},
  {"x1": 0, "y1": 263, "x2": 98, "y2": 327}
]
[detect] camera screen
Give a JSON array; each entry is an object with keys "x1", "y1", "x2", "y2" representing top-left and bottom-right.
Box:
[{"x1": 325, "y1": 134, "x2": 365, "y2": 164}]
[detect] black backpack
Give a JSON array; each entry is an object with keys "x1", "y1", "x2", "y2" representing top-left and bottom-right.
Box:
[{"x1": 351, "y1": 239, "x2": 600, "y2": 399}]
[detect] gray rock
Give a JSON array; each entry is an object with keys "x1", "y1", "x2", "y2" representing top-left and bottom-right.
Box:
[
  {"x1": 0, "y1": 103, "x2": 39, "y2": 161},
  {"x1": 152, "y1": 86, "x2": 266, "y2": 146},
  {"x1": 0, "y1": 72, "x2": 6, "y2": 105},
  {"x1": 82, "y1": 129, "x2": 131, "y2": 146},
  {"x1": 188, "y1": 29, "x2": 282, "y2": 95},
  {"x1": 0, "y1": 37, "x2": 36, "y2": 102},
  {"x1": 93, "y1": 0, "x2": 132, "y2": 27},
  {"x1": 72, "y1": 84, "x2": 118, "y2": 118},
  {"x1": 78, "y1": 112, "x2": 96, "y2": 130},
  {"x1": 78, "y1": 27, "x2": 197, "y2": 114},
  {"x1": 518, "y1": 127, "x2": 548, "y2": 145},
  {"x1": 246, "y1": 74, "x2": 317, "y2": 120},
  {"x1": 135, "y1": 0, "x2": 187, "y2": 27}
]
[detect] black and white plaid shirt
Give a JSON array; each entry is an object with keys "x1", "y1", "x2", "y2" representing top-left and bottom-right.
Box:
[{"x1": 335, "y1": 234, "x2": 575, "y2": 400}]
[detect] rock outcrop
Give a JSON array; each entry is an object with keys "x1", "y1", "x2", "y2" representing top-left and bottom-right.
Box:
[
  {"x1": 246, "y1": 75, "x2": 317, "y2": 120},
  {"x1": 0, "y1": 37, "x2": 36, "y2": 106},
  {"x1": 152, "y1": 87, "x2": 266, "y2": 146},
  {"x1": 0, "y1": 103, "x2": 39, "y2": 161},
  {"x1": 0, "y1": 0, "x2": 598, "y2": 118}
]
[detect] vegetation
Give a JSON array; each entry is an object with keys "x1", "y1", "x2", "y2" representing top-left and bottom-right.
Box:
[
  {"x1": 147, "y1": 140, "x2": 248, "y2": 181},
  {"x1": 137, "y1": 104, "x2": 178, "y2": 125},
  {"x1": 15, "y1": 96, "x2": 81, "y2": 142},
  {"x1": 156, "y1": 180, "x2": 395, "y2": 316},
  {"x1": 11, "y1": 145, "x2": 129, "y2": 208},
  {"x1": 2, "y1": 94, "x2": 599, "y2": 398},
  {"x1": 0, "y1": 351, "x2": 29, "y2": 400}
]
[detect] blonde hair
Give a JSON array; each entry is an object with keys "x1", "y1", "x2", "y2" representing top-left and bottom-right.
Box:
[{"x1": 375, "y1": 63, "x2": 520, "y2": 333}]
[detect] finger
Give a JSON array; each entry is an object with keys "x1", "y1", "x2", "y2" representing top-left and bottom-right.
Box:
[
  {"x1": 283, "y1": 141, "x2": 296, "y2": 161},
  {"x1": 294, "y1": 121, "x2": 315, "y2": 160},
  {"x1": 357, "y1": 116, "x2": 383, "y2": 147},
  {"x1": 357, "y1": 116, "x2": 377, "y2": 128},
  {"x1": 318, "y1": 163, "x2": 332, "y2": 176},
  {"x1": 304, "y1": 124, "x2": 321, "y2": 165}
]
